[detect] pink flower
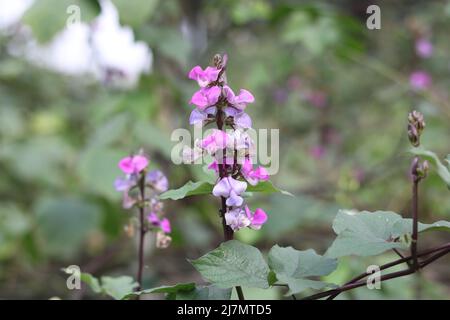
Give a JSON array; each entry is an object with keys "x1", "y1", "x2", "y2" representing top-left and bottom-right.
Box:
[
  {"x1": 241, "y1": 158, "x2": 269, "y2": 186},
  {"x1": 147, "y1": 213, "x2": 171, "y2": 233},
  {"x1": 188, "y1": 66, "x2": 220, "y2": 87},
  {"x1": 200, "y1": 129, "x2": 228, "y2": 154},
  {"x1": 415, "y1": 38, "x2": 433, "y2": 58},
  {"x1": 224, "y1": 206, "x2": 267, "y2": 231},
  {"x1": 190, "y1": 86, "x2": 221, "y2": 110},
  {"x1": 225, "y1": 208, "x2": 251, "y2": 231},
  {"x1": 224, "y1": 86, "x2": 254, "y2": 110},
  {"x1": 146, "y1": 170, "x2": 168, "y2": 193},
  {"x1": 118, "y1": 155, "x2": 149, "y2": 174},
  {"x1": 212, "y1": 176, "x2": 247, "y2": 207},
  {"x1": 208, "y1": 160, "x2": 219, "y2": 173},
  {"x1": 245, "y1": 206, "x2": 268, "y2": 230},
  {"x1": 160, "y1": 218, "x2": 171, "y2": 234},
  {"x1": 148, "y1": 212, "x2": 160, "y2": 226},
  {"x1": 410, "y1": 71, "x2": 431, "y2": 90},
  {"x1": 309, "y1": 145, "x2": 326, "y2": 160}
]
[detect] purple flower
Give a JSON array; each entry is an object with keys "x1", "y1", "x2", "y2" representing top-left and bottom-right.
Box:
[
  {"x1": 114, "y1": 174, "x2": 137, "y2": 192},
  {"x1": 233, "y1": 112, "x2": 252, "y2": 129},
  {"x1": 415, "y1": 38, "x2": 433, "y2": 58},
  {"x1": 147, "y1": 212, "x2": 171, "y2": 234},
  {"x1": 146, "y1": 170, "x2": 168, "y2": 193},
  {"x1": 200, "y1": 129, "x2": 228, "y2": 154},
  {"x1": 225, "y1": 208, "x2": 251, "y2": 231},
  {"x1": 224, "y1": 206, "x2": 268, "y2": 231},
  {"x1": 410, "y1": 71, "x2": 431, "y2": 90},
  {"x1": 241, "y1": 158, "x2": 269, "y2": 186},
  {"x1": 190, "y1": 86, "x2": 221, "y2": 110},
  {"x1": 148, "y1": 212, "x2": 160, "y2": 226},
  {"x1": 118, "y1": 155, "x2": 149, "y2": 174},
  {"x1": 188, "y1": 66, "x2": 220, "y2": 87},
  {"x1": 245, "y1": 206, "x2": 268, "y2": 230},
  {"x1": 309, "y1": 145, "x2": 326, "y2": 160},
  {"x1": 224, "y1": 86, "x2": 255, "y2": 110},
  {"x1": 160, "y1": 218, "x2": 171, "y2": 234},
  {"x1": 212, "y1": 176, "x2": 247, "y2": 207}
]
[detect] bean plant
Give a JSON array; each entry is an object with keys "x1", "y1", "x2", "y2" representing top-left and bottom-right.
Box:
[{"x1": 74, "y1": 55, "x2": 450, "y2": 300}]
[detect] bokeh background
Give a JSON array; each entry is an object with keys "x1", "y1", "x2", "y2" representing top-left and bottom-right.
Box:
[{"x1": 0, "y1": 0, "x2": 449, "y2": 299}]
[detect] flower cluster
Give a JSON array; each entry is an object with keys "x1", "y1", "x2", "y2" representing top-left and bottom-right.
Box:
[
  {"x1": 185, "y1": 55, "x2": 269, "y2": 232},
  {"x1": 114, "y1": 151, "x2": 171, "y2": 248}
]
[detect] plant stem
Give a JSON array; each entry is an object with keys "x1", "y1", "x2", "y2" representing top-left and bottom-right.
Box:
[
  {"x1": 411, "y1": 158, "x2": 420, "y2": 270},
  {"x1": 136, "y1": 174, "x2": 147, "y2": 294},
  {"x1": 215, "y1": 107, "x2": 245, "y2": 300}
]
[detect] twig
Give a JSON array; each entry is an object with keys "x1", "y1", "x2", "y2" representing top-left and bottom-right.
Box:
[{"x1": 136, "y1": 174, "x2": 147, "y2": 295}]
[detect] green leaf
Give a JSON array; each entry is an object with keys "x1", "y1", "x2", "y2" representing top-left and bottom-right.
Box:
[
  {"x1": 410, "y1": 147, "x2": 450, "y2": 189},
  {"x1": 78, "y1": 272, "x2": 138, "y2": 300},
  {"x1": 111, "y1": 0, "x2": 159, "y2": 28},
  {"x1": 159, "y1": 181, "x2": 213, "y2": 200},
  {"x1": 326, "y1": 210, "x2": 450, "y2": 258},
  {"x1": 80, "y1": 273, "x2": 102, "y2": 294},
  {"x1": 246, "y1": 181, "x2": 294, "y2": 196},
  {"x1": 123, "y1": 282, "x2": 231, "y2": 300},
  {"x1": 393, "y1": 219, "x2": 450, "y2": 236},
  {"x1": 190, "y1": 240, "x2": 270, "y2": 289},
  {"x1": 268, "y1": 245, "x2": 337, "y2": 295},
  {"x1": 326, "y1": 210, "x2": 407, "y2": 258},
  {"x1": 23, "y1": 0, "x2": 99, "y2": 43},
  {"x1": 169, "y1": 286, "x2": 232, "y2": 300},
  {"x1": 100, "y1": 276, "x2": 139, "y2": 300},
  {"x1": 123, "y1": 283, "x2": 196, "y2": 299}
]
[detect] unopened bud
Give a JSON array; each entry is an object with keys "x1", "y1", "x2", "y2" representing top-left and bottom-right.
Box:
[
  {"x1": 417, "y1": 160, "x2": 429, "y2": 179},
  {"x1": 407, "y1": 110, "x2": 426, "y2": 147}
]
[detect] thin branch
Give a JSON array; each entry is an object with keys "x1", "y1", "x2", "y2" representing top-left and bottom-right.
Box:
[{"x1": 136, "y1": 173, "x2": 147, "y2": 295}]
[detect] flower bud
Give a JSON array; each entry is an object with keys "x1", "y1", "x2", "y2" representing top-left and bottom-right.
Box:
[
  {"x1": 407, "y1": 110, "x2": 425, "y2": 147},
  {"x1": 416, "y1": 160, "x2": 429, "y2": 179}
]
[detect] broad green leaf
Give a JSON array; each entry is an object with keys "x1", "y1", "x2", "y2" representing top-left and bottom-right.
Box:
[
  {"x1": 80, "y1": 273, "x2": 102, "y2": 294},
  {"x1": 190, "y1": 240, "x2": 270, "y2": 289},
  {"x1": 246, "y1": 181, "x2": 294, "y2": 196},
  {"x1": 79, "y1": 273, "x2": 138, "y2": 299},
  {"x1": 326, "y1": 210, "x2": 450, "y2": 258},
  {"x1": 23, "y1": 0, "x2": 99, "y2": 43},
  {"x1": 100, "y1": 276, "x2": 139, "y2": 300},
  {"x1": 326, "y1": 210, "x2": 407, "y2": 258},
  {"x1": 169, "y1": 286, "x2": 232, "y2": 300},
  {"x1": 410, "y1": 147, "x2": 450, "y2": 189},
  {"x1": 112, "y1": 0, "x2": 159, "y2": 28},
  {"x1": 123, "y1": 283, "x2": 196, "y2": 299},
  {"x1": 159, "y1": 181, "x2": 213, "y2": 200},
  {"x1": 268, "y1": 245, "x2": 337, "y2": 295},
  {"x1": 393, "y1": 219, "x2": 450, "y2": 236},
  {"x1": 124, "y1": 283, "x2": 231, "y2": 300}
]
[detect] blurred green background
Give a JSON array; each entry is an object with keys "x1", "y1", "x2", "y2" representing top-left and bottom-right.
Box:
[{"x1": 0, "y1": 0, "x2": 449, "y2": 299}]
